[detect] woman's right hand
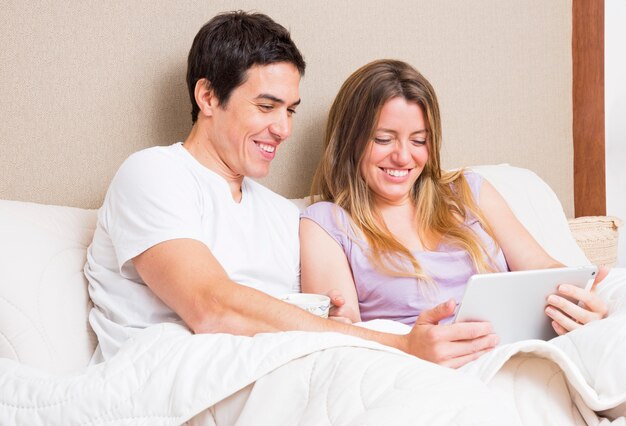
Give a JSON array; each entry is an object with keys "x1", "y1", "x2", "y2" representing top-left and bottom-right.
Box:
[
  {"x1": 406, "y1": 299, "x2": 499, "y2": 368},
  {"x1": 326, "y1": 288, "x2": 354, "y2": 324}
]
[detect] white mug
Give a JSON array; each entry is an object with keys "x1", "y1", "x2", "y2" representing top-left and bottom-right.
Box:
[{"x1": 280, "y1": 293, "x2": 331, "y2": 318}]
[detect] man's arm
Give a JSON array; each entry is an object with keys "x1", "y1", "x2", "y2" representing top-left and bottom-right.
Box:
[
  {"x1": 133, "y1": 238, "x2": 403, "y2": 339},
  {"x1": 134, "y1": 238, "x2": 498, "y2": 368}
]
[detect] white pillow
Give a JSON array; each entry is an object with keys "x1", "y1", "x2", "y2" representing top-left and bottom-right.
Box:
[
  {"x1": 289, "y1": 196, "x2": 310, "y2": 212},
  {"x1": 0, "y1": 200, "x2": 99, "y2": 373}
]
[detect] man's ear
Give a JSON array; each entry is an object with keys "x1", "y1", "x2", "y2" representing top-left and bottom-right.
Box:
[{"x1": 195, "y1": 78, "x2": 218, "y2": 117}]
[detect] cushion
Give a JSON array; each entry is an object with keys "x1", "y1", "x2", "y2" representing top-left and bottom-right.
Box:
[
  {"x1": 568, "y1": 216, "x2": 622, "y2": 267},
  {"x1": 0, "y1": 200, "x2": 98, "y2": 374}
]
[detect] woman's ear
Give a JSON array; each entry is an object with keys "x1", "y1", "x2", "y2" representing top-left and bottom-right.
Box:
[{"x1": 195, "y1": 78, "x2": 217, "y2": 118}]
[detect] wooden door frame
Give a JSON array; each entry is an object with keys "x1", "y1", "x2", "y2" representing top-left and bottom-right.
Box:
[{"x1": 573, "y1": 0, "x2": 605, "y2": 217}]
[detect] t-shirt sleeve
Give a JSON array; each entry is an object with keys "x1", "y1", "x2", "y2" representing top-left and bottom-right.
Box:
[
  {"x1": 463, "y1": 170, "x2": 485, "y2": 203},
  {"x1": 101, "y1": 150, "x2": 204, "y2": 278},
  {"x1": 459, "y1": 171, "x2": 486, "y2": 226},
  {"x1": 301, "y1": 202, "x2": 353, "y2": 251}
]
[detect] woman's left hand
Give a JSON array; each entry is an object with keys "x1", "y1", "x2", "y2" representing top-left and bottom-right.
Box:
[{"x1": 545, "y1": 266, "x2": 610, "y2": 335}]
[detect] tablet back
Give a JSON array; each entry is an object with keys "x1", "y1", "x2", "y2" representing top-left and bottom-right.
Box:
[{"x1": 454, "y1": 266, "x2": 597, "y2": 344}]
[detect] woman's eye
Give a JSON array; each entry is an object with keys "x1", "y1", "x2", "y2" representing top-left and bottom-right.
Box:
[
  {"x1": 412, "y1": 139, "x2": 427, "y2": 145},
  {"x1": 374, "y1": 138, "x2": 392, "y2": 144}
]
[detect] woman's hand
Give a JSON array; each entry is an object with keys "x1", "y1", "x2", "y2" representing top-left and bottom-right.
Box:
[
  {"x1": 545, "y1": 266, "x2": 610, "y2": 335},
  {"x1": 406, "y1": 299, "x2": 499, "y2": 368},
  {"x1": 326, "y1": 289, "x2": 354, "y2": 324},
  {"x1": 300, "y1": 219, "x2": 361, "y2": 324}
]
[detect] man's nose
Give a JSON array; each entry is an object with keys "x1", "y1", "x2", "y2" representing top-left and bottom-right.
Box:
[{"x1": 270, "y1": 111, "x2": 291, "y2": 141}]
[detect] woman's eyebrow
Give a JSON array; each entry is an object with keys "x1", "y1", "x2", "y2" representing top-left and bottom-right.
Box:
[{"x1": 375, "y1": 128, "x2": 427, "y2": 135}]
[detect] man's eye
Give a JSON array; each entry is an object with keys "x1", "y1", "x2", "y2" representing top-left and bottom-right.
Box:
[
  {"x1": 287, "y1": 108, "x2": 297, "y2": 115},
  {"x1": 258, "y1": 104, "x2": 273, "y2": 111}
]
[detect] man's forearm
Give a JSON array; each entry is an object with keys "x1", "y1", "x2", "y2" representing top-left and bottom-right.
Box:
[
  {"x1": 190, "y1": 280, "x2": 408, "y2": 352},
  {"x1": 133, "y1": 239, "x2": 408, "y2": 355}
]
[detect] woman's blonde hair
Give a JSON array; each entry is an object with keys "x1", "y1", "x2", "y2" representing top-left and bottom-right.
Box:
[{"x1": 311, "y1": 59, "x2": 498, "y2": 283}]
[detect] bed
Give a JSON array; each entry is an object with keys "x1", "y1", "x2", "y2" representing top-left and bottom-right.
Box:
[
  {"x1": 1, "y1": 164, "x2": 625, "y2": 424},
  {"x1": 1, "y1": 1, "x2": 622, "y2": 425}
]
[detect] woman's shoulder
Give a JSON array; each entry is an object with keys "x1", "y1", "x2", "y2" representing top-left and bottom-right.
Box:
[
  {"x1": 458, "y1": 169, "x2": 484, "y2": 199},
  {"x1": 301, "y1": 200, "x2": 357, "y2": 238},
  {"x1": 461, "y1": 169, "x2": 483, "y2": 184},
  {"x1": 302, "y1": 201, "x2": 348, "y2": 222}
]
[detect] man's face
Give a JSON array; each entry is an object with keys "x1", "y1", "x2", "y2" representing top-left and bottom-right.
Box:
[{"x1": 208, "y1": 62, "x2": 301, "y2": 180}]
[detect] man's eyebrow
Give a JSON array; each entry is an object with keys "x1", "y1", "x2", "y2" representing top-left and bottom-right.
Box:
[{"x1": 255, "y1": 94, "x2": 301, "y2": 107}]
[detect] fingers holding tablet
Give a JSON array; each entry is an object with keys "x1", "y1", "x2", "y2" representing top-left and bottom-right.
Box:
[
  {"x1": 409, "y1": 301, "x2": 498, "y2": 367},
  {"x1": 550, "y1": 319, "x2": 568, "y2": 336},
  {"x1": 545, "y1": 271, "x2": 609, "y2": 332},
  {"x1": 408, "y1": 324, "x2": 499, "y2": 368},
  {"x1": 545, "y1": 303, "x2": 583, "y2": 334}
]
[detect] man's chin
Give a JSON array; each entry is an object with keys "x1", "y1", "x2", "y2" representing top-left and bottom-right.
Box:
[{"x1": 246, "y1": 165, "x2": 271, "y2": 179}]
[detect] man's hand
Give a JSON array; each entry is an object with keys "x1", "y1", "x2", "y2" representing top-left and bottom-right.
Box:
[
  {"x1": 545, "y1": 266, "x2": 610, "y2": 335},
  {"x1": 405, "y1": 299, "x2": 499, "y2": 368}
]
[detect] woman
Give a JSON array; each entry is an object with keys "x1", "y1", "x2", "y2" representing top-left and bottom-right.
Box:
[{"x1": 300, "y1": 59, "x2": 607, "y2": 364}]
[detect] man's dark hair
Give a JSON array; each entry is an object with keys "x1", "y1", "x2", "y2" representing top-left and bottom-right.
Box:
[{"x1": 186, "y1": 11, "x2": 306, "y2": 123}]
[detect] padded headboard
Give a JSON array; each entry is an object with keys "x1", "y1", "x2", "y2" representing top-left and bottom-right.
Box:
[{"x1": 0, "y1": 1, "x2": 574, "y2": 216}]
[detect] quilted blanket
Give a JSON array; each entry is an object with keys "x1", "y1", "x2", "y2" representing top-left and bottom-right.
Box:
[{"x1": 1, "y1": 270, "x2": 626, "y2": 425}]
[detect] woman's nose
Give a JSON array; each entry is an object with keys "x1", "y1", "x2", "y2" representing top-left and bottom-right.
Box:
[{"x1": 392, "y1": 141, "x2": 411, "y2": 164}]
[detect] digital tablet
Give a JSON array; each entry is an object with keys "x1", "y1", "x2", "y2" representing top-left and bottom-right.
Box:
[{"x1": 453, "y1": 265, "x2": 598, "y2": 344}]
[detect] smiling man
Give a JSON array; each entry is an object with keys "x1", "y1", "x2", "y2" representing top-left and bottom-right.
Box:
[
  {"x1": 85, "y1": 11, "x2": 308, "y2": 359},
  {"x1": 84, "y1": 11, "x2": 495, "y2": 367}
]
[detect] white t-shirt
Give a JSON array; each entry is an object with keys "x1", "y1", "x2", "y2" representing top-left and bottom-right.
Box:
[{"x1": 85, "y1": 143, "x2": 300, "y2": 360}]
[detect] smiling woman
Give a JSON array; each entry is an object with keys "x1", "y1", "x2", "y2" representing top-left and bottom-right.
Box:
[
  {"x1": 305, "y1": 60, "x2": 498, "y2": 285},
  {"x1": 300, "y1": 59, "x2": 609, "y2": 367},
  {"x1": 360, "y1": 97, "x2": 429, "y2": 207}
]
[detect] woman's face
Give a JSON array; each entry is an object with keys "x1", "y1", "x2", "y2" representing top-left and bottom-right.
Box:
[{"x1": 359, "y1": 97, "x2": 429, "y2": 206}]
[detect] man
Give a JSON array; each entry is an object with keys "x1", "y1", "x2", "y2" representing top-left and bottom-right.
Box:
[{"x1": 85, "y1": 10, "x2": 497, "y2": 367}]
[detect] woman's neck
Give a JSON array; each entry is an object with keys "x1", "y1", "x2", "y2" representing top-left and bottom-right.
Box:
[{"x1": 376, "y1": 200, "x2": 440, "y2": 252}]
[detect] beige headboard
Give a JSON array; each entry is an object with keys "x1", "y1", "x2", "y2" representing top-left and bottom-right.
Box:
[{"x1": 0, "y1": 1, "x2": 574, "y2": 216}]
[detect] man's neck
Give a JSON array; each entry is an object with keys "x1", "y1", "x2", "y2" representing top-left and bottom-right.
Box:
[{"x1": 182, "y1": 124, "x2": 244, "y2": 202}]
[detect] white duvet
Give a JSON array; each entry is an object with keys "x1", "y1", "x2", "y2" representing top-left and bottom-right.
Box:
[{"x1": 1, "y1": 270, "x2": 625, "y2": 425}]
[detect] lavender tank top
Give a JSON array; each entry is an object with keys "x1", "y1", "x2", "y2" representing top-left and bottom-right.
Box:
[{"x1": 301, "y1": 172, "x2": 508, "y2": 325}]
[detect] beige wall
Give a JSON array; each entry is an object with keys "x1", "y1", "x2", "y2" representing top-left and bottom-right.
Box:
[{"x1": 0, "y1": 1, "x2": 574, "y2": 215}]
